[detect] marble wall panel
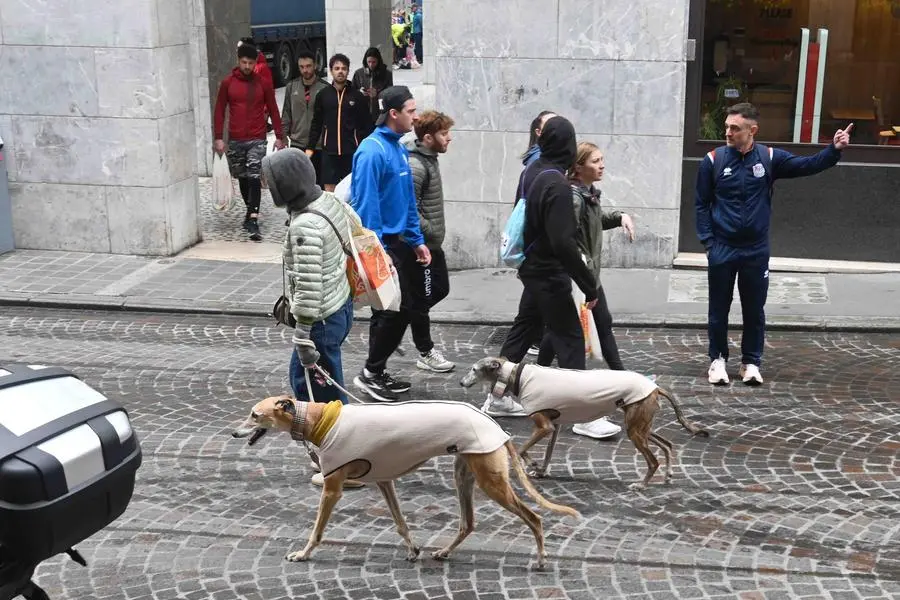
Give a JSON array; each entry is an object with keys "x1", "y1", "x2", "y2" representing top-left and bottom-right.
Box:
[
  {"x1": 95, "y1": 46, "x2": 191, "y2": 119},
  {"x1": 599, "y1": 207, "x2": 679, "y2": 268},
  {"x1": 430, "y1": 0, "x2": 558, "y2": 59},
  {"x1": 0, "y1": 46, "x2": 98, "y2": 117},
  {"x1": 9, "y1": 183, "x2": 111, "y2": 252},
  {"x1": 442, "y1": 201, "x2": 508, "y2": 269},
  {"x1": 438, "y1": 129, "x2": 530, "y2": 206},
  {"x1": 558, "y1": 0, "x2": 688, "y2": 61},
  {"x1": 165, "y1": 176, "x2": 201, "y2": 253},
  {"x1": 612, "y1": 61, "x2": 686, "y2": 137},
  {"x1": 106, "y1": 186, "x2": 169, "y2": 254},
  {"x1": 155, "y1": 0, "x2": 189, "y2": 46},
  {"x1": 11, "y1": 117, "x2": 164, "y2": 187},
  {"x1": 435, "y1": 58, "x2": 616, "y2": 134},
  {"x1": 0, "y1": 0, "x2": 156, "y2": 47},
  {"x1": 0, "y1": 115, "x2": 18, "y2": 181},
  {"x1": 159, "y1": 111, "x2": 198, "y2": 185}
]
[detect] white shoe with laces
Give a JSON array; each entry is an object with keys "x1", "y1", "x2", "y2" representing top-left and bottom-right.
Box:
[
  {"x1": 416, "y1": 348, "x2": 455, "y2": 372},
  {"x1": 739, "y1": 363, "x2": 763, "y2": 386},
  {"x1": 572, "y1": 417, "x2": 621, "y2": 439},
  {"x1": 708, "y1": 357, "x2": 729, "y2": 385},
  {"x1": 481, "y1": 394, "x2": 528, "y2": 417}
]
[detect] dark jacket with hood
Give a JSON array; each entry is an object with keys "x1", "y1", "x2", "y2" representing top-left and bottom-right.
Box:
[
  {"x1": 518, "y1": 117, "x2": 597, "y2": 301},
  {"x1": 571, "y1": 182, "x2": 622, "y2": 281},
  {"x1": 214, "y1": 67, "x2": 283, "y2": 141},
  {"x1": 352, "y1": 49, "x2": 394, "y2": 122},
  {"x1": 306, "y1": 82, "x2": 373, "y2": 156},
  {"x1": 262, "y1": 149, "x2": 361, "y2": 342}
]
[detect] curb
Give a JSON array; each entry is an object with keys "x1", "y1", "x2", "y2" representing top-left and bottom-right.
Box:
[{"x1": 3, "y1": 294, "x2": 900, "y2": 333}]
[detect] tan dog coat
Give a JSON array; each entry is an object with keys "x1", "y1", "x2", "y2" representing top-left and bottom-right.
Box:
[
  {"x1": 516, "y1": 365, "x2": 658, "y2": 423},
  {"x1": 317, "y1": 400, "x2": 510, "y2": 482}
]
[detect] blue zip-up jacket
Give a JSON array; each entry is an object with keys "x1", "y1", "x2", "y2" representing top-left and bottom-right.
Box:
[
  {"x1": 350, "y1": 125, "x2": 425, "y2": 247},
  {"x1": 695, "y1": 143, "x2": 841, "y2": 252}
]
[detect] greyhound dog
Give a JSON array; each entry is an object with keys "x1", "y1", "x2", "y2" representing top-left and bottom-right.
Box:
[
  {"x1": 460, "y1": 358, "x2": 709, "y2": 490},
  {"x1": 232, "y1": 395, "x2": 579, "y2": 568}
]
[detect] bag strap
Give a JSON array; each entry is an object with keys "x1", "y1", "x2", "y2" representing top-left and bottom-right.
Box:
[{"x1": 301, "y1": 209, "x2": 352, "y2": 257}]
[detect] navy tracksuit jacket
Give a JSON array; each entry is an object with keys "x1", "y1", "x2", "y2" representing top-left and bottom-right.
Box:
[{"x1": 695, "y1": 143, "x2": 841, "y2": 365}]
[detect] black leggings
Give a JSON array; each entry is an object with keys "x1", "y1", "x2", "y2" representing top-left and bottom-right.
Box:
[
  {"x1": 238, "y1": 177, "x2": 262, "y2": 215},
  {"x1": 537, "y1": 281, "x2": 625, "y2": 370}
]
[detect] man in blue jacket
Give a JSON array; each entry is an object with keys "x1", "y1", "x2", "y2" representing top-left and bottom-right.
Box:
[
  {"x1": 351, "y1": 86, "x2": 432, "y2": 402},
  {"x1": 696, "y1": 102, "x2": 853, "y2": 386}
]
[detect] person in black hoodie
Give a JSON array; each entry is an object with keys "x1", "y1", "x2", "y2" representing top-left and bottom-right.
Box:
[
  {"x1": 352, "y1": 47, "x2": 394, "y2": 123},
  {"x1": 306, "y1": 53, "x2": 374, "y2": 191},
  {"x1": 484, "y1": 116, "x2": 598, "y2": 416}
]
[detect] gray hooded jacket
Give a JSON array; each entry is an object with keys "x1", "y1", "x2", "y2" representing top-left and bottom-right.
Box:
[
  {"x1": 404, "y1": 138, "x2": 445, "y2": 248},
  {"x1": 262, "y1": 148, "x2": 359, "y2": 342}
]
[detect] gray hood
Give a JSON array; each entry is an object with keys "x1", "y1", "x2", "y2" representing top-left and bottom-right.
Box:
[{"x1": 261, "y1": 148, "x2": 322, "y2": 212}]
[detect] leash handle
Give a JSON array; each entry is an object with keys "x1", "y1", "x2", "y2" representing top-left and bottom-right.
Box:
[{"x1": 303, "y1": 364, "x2": 368, "y2": 404}]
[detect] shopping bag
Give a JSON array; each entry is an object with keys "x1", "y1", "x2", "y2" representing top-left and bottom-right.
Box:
[
  {"x1": 337, "y1": 200, "x2": 401, "y2": 311},
  {"x1": 571, "y1": 271, "x2": 603, "y2": 361},
  {"x1": 261, "y1": 139, "x2": 277, "y2": 190},
  {"x1": 347, "y1": 226, "x2": 401, "y2": 311},
  {"x1": 211, "y1": 153, "x2": 234, "y2": 211},
  {"x1": 334, "y1": 173, "x2": 353, "y2": 203}
]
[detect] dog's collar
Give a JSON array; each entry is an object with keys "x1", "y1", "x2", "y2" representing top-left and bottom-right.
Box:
[
  {"x1": 491, "y1": 361, "x2": 523, "y2": 398},
  {"x1": 289, "y1": 401, "x2": 306, "y2": 442}
]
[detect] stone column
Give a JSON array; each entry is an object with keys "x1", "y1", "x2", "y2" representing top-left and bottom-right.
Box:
[
  {"x1": 0, "y1": 0, "x2": 200, "y2": 255},
  {"x1": 195, "y1": 0, "x2": 251, "y2": 176},
  {"x1": 432, "y1": 0, "x2": 690, "y2": 268},
  {"x1": 326, "y1": 0, "x2": 392, "y2": 72}
]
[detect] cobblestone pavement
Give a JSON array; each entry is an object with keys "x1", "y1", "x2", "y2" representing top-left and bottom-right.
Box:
[{"x1": 2, "y1": 307, "x2": 900, "y2": 599}]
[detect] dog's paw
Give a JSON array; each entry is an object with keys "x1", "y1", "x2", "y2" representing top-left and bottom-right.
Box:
[
  {"x1": 285, "y1": 550, "x2": 311, "y2": 562},
  {"x1": 431, "y1": 548, "x2": 451, "y2": 561},
  {"x1": 526, "y1": 467, "x2": 547, "y2": 479},
  {"x1": 534, "y1": 554, "x2": 547, "y2": 571},
  {"x1": 628, "y1": 482, "x2": 647, "y2": 492},
  {"x1": 406, "y1": 546, "x2": 421, "y2": 562}
]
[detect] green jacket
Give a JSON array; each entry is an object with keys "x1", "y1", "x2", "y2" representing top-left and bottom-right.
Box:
[{"x1": 571, "y1": 182, "x2": 622, "y2": 281}]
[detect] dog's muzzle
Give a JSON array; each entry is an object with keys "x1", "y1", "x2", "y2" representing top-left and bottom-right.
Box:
[{"x1": 232, "y1": 426, "x2": 267, "y2": 446}]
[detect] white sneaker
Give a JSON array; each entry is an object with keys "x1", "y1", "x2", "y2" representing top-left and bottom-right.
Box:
[
  {"x1": 573, "y1": 417, "x2": 621, "y2": 439},
  {"x1": 739, "y1": 363, "x2": 763, "y2": 386},
  {"x1": 481, "y1": 394, "x2": 528, "y2": 417},
  {"x1": 708, "y1": 357, "x2": 729, "y2": 385},
  {"x1": 526, "y1": 344, "x2": 540, "y2": 356},
  {"x1": 416, "y1": 348, "x2": 455, "y2": 372}
]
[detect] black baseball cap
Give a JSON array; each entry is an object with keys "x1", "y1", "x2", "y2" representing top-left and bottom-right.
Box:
[{"x1": 375, "y1": 86, "x2": 414, "y2": 126}]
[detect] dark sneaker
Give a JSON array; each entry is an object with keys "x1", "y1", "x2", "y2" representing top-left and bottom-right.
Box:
[
  {"x1": 242, "y1": 210, "x2": 252, "y2": 231},
  {"x1": 353, "y1": 371, "x2": 400, "y2": 402},
  {"x1": 381, "y1": 371, "x2": 411, "y2": 393},
  {"x1": 247, "y1": 218, "x2": 262, "y2": 241}
]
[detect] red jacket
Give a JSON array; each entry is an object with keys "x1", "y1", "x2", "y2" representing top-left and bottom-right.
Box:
[
  {"x1": 255, "y1": 52, "x2": 274, "y2": 90},
  {"x1": 213, "y1": 67, "x2": 283, "y2": 141}
]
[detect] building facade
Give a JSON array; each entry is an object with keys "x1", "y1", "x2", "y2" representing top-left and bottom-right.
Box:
[{"x1": 1, "y1": 0, "x2": 897, "y2": 266}]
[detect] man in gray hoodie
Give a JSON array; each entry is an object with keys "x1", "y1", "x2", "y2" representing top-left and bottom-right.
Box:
[{"x1": 404, "y1": 110, "x2": 455, "y2": 373}]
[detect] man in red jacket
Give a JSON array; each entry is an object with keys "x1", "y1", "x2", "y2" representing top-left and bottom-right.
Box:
[{"x1": 214, "y1": 41, "x2": 285, "y2": 240}]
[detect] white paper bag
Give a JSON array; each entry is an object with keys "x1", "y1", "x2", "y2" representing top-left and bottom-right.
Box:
[
  {"x1": 334, "y1": 173, "x2": 353, "y2": 204},
  {"x1": 211, "y1": 153, "x2": 234, "y2": 211},
  {"x1": 571, "y1": 263, "x2": 603, "y2": 361}
]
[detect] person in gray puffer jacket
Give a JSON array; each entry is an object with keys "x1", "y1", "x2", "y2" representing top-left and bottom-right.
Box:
[
  {"x1": 403, "y1": 110, "x2": 455, "y2": 373},
  {"x1": 262, "y1": 148, "x2": 361, "y2": 405}
]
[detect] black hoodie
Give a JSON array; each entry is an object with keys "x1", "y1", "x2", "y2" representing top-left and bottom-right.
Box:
[
  {"x1": 352, "y1": 48, "x2": 394, "y2": 122},
  {"x1": 517, "y1": 117, "x2": 597, "y2": 301}
]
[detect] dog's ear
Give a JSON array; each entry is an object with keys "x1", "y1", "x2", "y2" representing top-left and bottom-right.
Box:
[
  {"x1": 489, "y1": 359, "x2": 502, "y2": 371},
  {"x1": 275, "y1": 397, "x2": 296, "y2": 416}
]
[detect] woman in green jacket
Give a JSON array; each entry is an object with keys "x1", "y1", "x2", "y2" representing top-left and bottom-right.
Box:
[{"x1": 537, "y1": 142, "x2": 636, "y2": 439}]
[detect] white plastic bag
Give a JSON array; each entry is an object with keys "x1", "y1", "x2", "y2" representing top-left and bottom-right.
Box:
[
  {"x1": 571, "y1": 259, "x2": 603, "y2": 361},
  {"x1": 334, "y1": 173, "x2": 353, "y2": 203},
  {"x1": 211, "y1": 153, "x2": 234, "y2": 211}
]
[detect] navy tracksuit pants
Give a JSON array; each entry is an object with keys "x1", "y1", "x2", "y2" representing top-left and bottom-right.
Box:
[{"x1": 707, "y1": 242, "x2": 769, "y2": 366}]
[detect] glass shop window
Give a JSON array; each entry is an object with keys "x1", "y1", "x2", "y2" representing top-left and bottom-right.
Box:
[{"x1": 699, "y1": 0, "x2": 900, "y2": 147}]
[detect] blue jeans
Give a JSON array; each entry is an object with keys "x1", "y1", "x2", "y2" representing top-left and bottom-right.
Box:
[{"x1": 289, "y1": 297, "x2": 354, "y2": 404}]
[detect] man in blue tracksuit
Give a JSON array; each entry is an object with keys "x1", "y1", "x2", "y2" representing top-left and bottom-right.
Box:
[
  {"x1": 696, "y1": 102, "x2": 853, "y2": 386},
  {"x1": 350, "y1": 86, "x2": 432, "y2": 402}
]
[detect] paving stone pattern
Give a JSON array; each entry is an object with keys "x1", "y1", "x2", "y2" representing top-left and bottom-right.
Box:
[
  {"x1": 668, "y1": 272, "x2": 830, "y2": 305},
  {"x1": 199, "y1": 178, "x2": 289, "y2": 245},
  {"x1": 1, "y1": 308, "x2": 899, "y2": 599}
]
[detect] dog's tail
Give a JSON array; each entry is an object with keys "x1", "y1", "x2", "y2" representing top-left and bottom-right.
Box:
[
  {"x1": 504, "y1": 441, "x2": 581, "y2": 519},
  {"x1": 658, "y1": 388, "x2": 710, "y2": 438}
]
